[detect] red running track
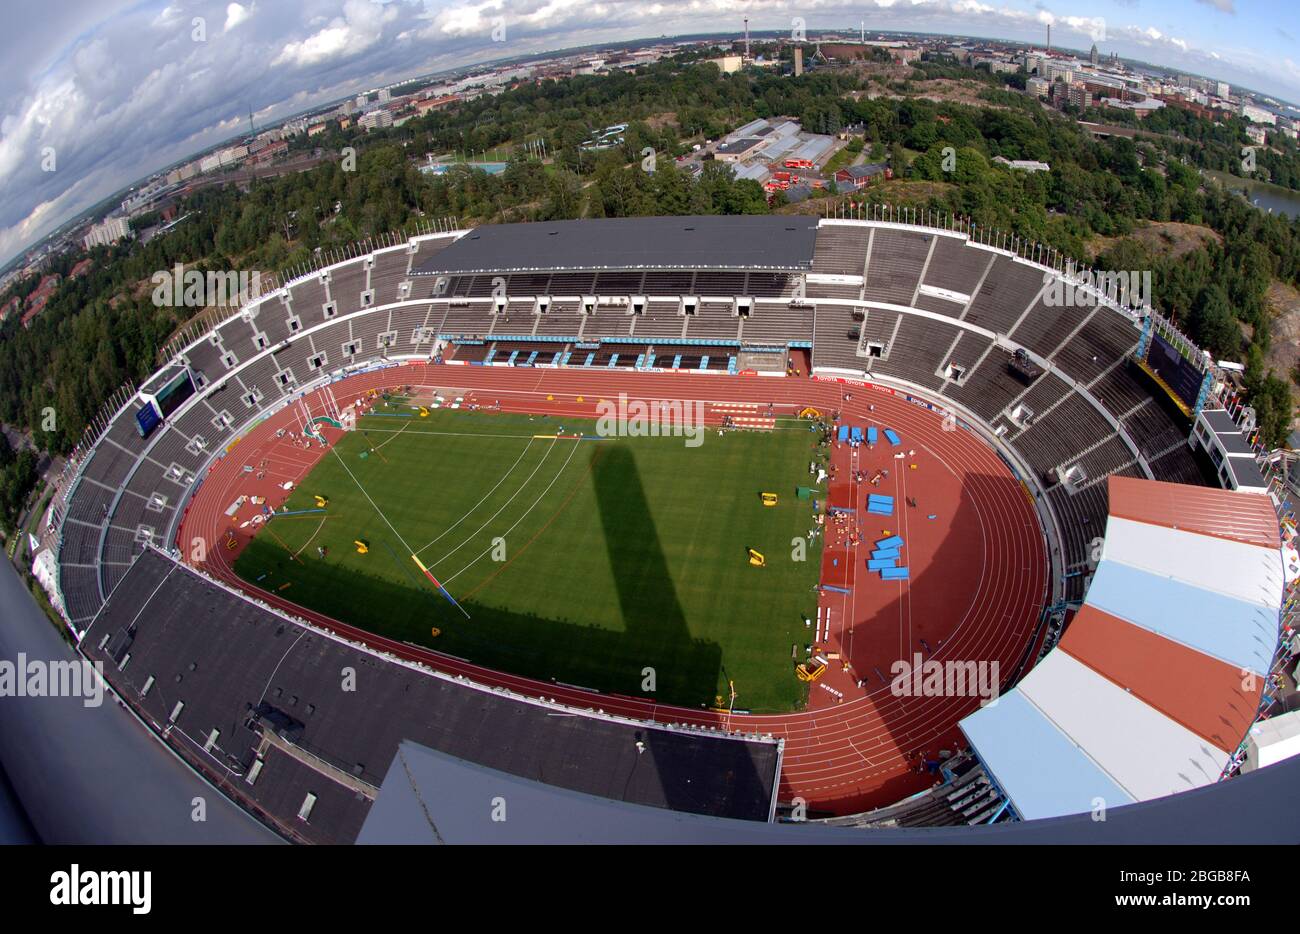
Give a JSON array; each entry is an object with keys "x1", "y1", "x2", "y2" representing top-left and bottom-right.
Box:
[{"x1": 177, "y1": 362, "x2": 1047, "y2": 815}]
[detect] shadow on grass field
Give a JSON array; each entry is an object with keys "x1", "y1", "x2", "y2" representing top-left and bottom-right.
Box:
[
  {"x1": 234, "y1": 410, "x2": 818, "y2": 711},
  {"x1": 237, "y1": 444, "x2": 725, "y2": 707}
]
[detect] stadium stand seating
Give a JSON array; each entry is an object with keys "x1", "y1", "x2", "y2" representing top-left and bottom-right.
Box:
[
  {"x1": 1013, "y1": 392, "x2": 1115, "y2": 477},
  {"x1": 811, "y1": 224, "x2": 868, "y2": 275},
  {"x1": 862, "y1": 228, "x2": 932, "y2": 306},
  {"x1": 1008, "y1": 297, "x2": 1081, "y2": 358},
  {"x1": 742, "y1": 305, "x2": 814, "y2": 344},
  {"x1": 963, "y1": 257, "x2": 1044, "y2": 334},
  {"x1": 816, "y1": 755, "x2": 1008, "y2": 827},
  {"x1": 912, "y1": 293, "x2": 966, "y2": 318},
  {"x1": 584, "y1": 307, "x2": 634, "y2": 339},
  {"x1": 1050, "y1": 309, "x2": 1139, "y2": 384},
  {"x1": 944, "y1": 348, "x2": 1034, "y2": 423},
  {"x1": 1150, "y1": 443, "x2": 1208, "y2": 485},
  {"x1": 368, "y1": 247, "x2": 411, "y2": 306},
  {"x1": 870, "y1": 314, "x2": 963, "y2": 392},
  {"x1": 327, "y1": 259, "x2": 369, "y2": 311},
  {"x1": 689, "y1": 303, "x2": 742, "y2": 340},
  {"x1": 806, "y1": 281, "x2": 863, "y2": 300},
  {"x1": 921, "y1": 237, "x2": 993, "y2": 297}
]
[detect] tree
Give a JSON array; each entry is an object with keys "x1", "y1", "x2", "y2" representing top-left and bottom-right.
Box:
[{"x1": 1188, "y1": 285, "x2": 1240, "y2": 358}]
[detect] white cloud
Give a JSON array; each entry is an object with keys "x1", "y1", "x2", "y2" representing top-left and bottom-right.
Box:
[
  {"x1": 273, "y1": 0, "x2": 397, "y2": 67},
  {"x1": 224, "y1": 3, "x2": 253, "y2": 32}
]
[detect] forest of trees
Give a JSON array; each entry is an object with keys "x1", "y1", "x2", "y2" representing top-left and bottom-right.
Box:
[{"x1": 0, "y1": 53, "x2": 1296, "y2": 531}]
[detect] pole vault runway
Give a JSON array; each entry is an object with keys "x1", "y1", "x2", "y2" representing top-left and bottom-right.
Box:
[{"x1": 177, "y1": 362, "x2": 1048, "y2": 815}]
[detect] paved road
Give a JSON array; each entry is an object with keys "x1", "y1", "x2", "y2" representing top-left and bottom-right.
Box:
[{"x1": 0, "y1": 557, "x2": 279, "y2": 844}]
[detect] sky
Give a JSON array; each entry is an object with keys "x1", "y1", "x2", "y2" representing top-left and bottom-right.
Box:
[{"x1": 1, "y1": 0, "x2": 1297, "y2": 269}]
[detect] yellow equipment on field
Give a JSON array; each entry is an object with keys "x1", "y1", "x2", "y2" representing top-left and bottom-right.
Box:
[
  {"x1": 799, "y1": 407, "x2": 823, "y2": 419},
  {"x1": 314, "y1": 495, "x2": 329, "y2": 508},
  {"x1": 748, "y1": 548, "x2": 766, "y2": 567},
  {"x1": 796, "y1": 661, "x2": 827, "y2": 682},
  {"x1": 760, "y1": 492, "x2": 778, "y2": 507},
  {"x1": 354, "y1": 540, "x2": 369, "y2": 554},
  {"x1": 419, "y1": 406, "x2": 429, "y2": 418}
]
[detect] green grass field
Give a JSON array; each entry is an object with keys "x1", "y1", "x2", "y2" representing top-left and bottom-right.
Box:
[{"x1": 233, "y1": 405, "x2": 823, "y2": 711}]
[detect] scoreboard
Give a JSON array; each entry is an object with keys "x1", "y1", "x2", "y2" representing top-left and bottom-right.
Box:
[
  {"x1": 1145, "y1": 333, "x2": 1203, "y2": 411},
  {"x1": 134, "y1": 366, "x2": 196, "y2": 438}
]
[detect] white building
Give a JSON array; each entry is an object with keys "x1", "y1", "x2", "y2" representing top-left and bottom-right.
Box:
[
  {"x1": 1100, "y1": 97, "x2": 1165, "y2": 116},
  {"x1": 993, "y1": 156, "x2": 1051, "y2": 173},
  {"x1": 1044, "y1": 62, "x2": 1074, "y2": 85},
  {"x1": 1241, "y1": 103, "x2": 1277, "y2": 125},
  {"x1": 359, "y1": 110, "x2": 394, "y2": 131},
  {"x1": 199, "y1": 144, "x2": 248, "y2": 174},
  {"x1": 83, "y1": 216, "x2": 131, "y2": 250}
]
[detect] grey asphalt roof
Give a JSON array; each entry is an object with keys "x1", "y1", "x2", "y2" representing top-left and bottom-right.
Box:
[
  {"x1": 412, "y1": 216, "x2": 820, "y2": 276},
  {"x1": 0, "y1": 556, "x2": 277, "y2": 844},
  {"x1": 356, "y1": 738, "x2": 1300, "y2": 844}
]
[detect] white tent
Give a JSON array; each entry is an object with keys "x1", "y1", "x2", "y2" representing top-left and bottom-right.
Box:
[{"x1": 30, "y1": 547, "x2": 65, "y2": 616}]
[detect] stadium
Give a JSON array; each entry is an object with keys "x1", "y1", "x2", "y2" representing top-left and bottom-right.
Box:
[{"x1": 50, "y1": 209, "x2": 1298, "y2": 843}]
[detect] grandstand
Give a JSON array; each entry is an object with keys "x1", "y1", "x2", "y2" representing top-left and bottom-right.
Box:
[
  {"x1": 47, "y1": 210, "x2": 1294, "y2": 839},
  {"x1": 962, "y1": 476, "x2": 1284, "y2": 819},
  {"x1": 81, "y1": 548, "x2": 783, "y2": 842}
]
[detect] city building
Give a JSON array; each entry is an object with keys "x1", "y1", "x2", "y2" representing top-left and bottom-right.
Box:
[
  {"x1": 833, "y1": 162, "x2": 891, "y2": 189},
  {"x1": 165, "y1": 162, "x2": 197, "y2": 186},
  {"x1": 414, "y1": 95, "x2": 458, "y2": 115},
  {"x1": 708, "y1": 55, "x2": 744, "y2": 74},
  {"x1": 993, "y1": 156, "x2": 1051, "y2": 173},
  {"x1": 1241, "y1": 103, "x2": 1277, "y2": 125},
  {"x1": 82, "y1": 216, "x2": 131, "y2": 250},
  {"x1": 359, "y1": 110, "x2": 394, "y2": 131},
  {"x1": 198, "y1": 144, "x2": 248, "y2": 174},
  {"x1": 1045, "y1": 62, "x2": 1074, "y2": 84},
  {"x1": 714, "y1": 136, "x2": 766, "y2": 161},
  {"x1": 1099, "y1": 97, "x2": 1165, "y2": 118}
]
